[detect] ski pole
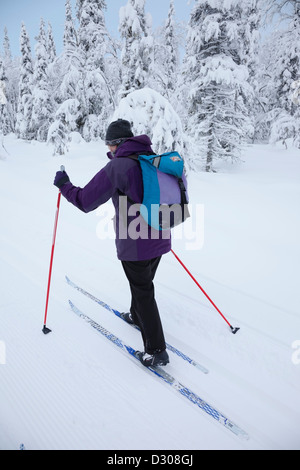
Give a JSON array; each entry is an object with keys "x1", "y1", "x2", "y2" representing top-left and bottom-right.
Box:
[
  {"x1": 171, "y1": 249, "x2": 240, "y2": 334},
  {"x1": 42, "y1": 165, "x2": 65, "y2": 334}
]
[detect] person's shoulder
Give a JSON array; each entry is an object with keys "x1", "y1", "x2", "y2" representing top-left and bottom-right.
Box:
[
  {"x1": 107, "y1": 155, "x2": 139, "y2": 180},
  {"x1": 113, "y1": 155, "x2": 138, "y2": 168}
]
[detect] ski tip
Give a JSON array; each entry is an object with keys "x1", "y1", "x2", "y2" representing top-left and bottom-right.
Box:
[{"x1": 196, "y1": 364, "x2": 210, "y2": 374}]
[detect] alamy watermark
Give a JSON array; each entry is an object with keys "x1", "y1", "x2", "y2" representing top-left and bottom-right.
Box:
[
  {"x1": 291, "y1": 340, "x2": 300, "y2": 365},
  {"x1": 0, "y1": 341, "x2": 6, "y2": 365},
  {"x1": 96, "y1": 197, "x2": 204, "y2": 251}
]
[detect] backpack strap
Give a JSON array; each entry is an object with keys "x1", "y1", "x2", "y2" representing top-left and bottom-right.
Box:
[
  {"x1": 116, "y1": 153, "x2": 154, "y2": 205},
  {"x1": 178, "y1": 177, "x2": 188, "y2": 205},
  {"x1": 126, "y1": 153, "x2": 139, "y2": 161},
  {"x1": 126, "y1": 152, "x2": 156, "y2": 161}
]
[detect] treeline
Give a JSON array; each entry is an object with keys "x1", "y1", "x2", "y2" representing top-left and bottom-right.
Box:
[{"x1": 0, "y1": 0, "x2": 299, "y2": 170}]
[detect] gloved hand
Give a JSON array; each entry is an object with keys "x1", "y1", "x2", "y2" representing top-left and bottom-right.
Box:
[{"x1": 54, "y1": 170, "x2": 70, "y2": 189}]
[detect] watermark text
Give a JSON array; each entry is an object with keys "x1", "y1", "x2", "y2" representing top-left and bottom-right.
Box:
[
  {"x1": 291, "y1": 340, "x2": 300, "y2": 365},
  {"x1": 0, "y1": 341, "x2": 6, "y2": 365},
  {"x1": 95, "y1": 198, "x2": 204, "y2": 251}
]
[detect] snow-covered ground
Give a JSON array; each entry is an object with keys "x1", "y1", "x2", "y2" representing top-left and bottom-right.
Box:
[{"x1": 0, "y1": 134, "x2": 299, "y2": 450}]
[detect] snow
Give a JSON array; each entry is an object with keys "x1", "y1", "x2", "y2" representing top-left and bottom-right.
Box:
[{"x1": 0, "y1": 134, "x2": 300, "y2": 450}]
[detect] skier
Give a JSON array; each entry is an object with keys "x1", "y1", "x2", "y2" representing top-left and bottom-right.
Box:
[{"x1": 54, "y1": 119, "x2": 170, "y2": 367}]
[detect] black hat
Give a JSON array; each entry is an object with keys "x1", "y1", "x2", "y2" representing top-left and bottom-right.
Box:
[{"x1": 105, "y1": 119, "x2": 133, "y2": 144}]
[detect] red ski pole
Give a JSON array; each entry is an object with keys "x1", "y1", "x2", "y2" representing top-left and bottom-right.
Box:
[
  {"x1": 171, "y1": 249, "x2": 240, "y2": 334},
  {"x1": 42, "y1": 165, "x2": 64, "y2": 334}
]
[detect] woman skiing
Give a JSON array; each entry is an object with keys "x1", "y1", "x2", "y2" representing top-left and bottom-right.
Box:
[{"x1": 54, "y1": 119, "x2": 170, "y2": 367}]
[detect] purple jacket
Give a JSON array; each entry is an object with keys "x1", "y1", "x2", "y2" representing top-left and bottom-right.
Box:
[{"x1": 60, "y1": 135, "x2": 171, "y2": 261}]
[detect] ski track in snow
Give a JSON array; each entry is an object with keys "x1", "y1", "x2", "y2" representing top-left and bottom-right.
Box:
[{"x1": 0, "y1": 136, "x2": 300, "y2": 450}]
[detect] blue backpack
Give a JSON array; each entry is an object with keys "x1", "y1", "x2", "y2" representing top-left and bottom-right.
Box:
[{"x1": 128, "y1": 151, "x2": 190, "y2": 231}]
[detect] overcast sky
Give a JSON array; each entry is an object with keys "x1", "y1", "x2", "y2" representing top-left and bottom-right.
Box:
[{"x1": 0, "y1": 0, "x2": 193, "y2": 57}]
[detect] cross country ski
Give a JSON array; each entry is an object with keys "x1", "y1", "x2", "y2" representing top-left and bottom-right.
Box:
[
  {"x1": 68, "y1": 299, "x2": 249, "y2": 441},
  {"x1": 65, "y1": 275, "x2": 209, "y2": 374}
]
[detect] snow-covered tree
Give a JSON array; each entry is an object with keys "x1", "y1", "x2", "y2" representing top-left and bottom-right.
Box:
[
  {"x1": 77, "y1": 0, "x2": 107, "y2": 71},
  {"x1": 2, "y1": 27, "x2": 19, "y2": 133},
  {"x1": 237, "y1": 1, "x2": 262, "y2": 79},
  {"x1": 76, "y1": 0, "x2": 115, "y2": 139},
  {"x1": 15, "y1": 23, "x2": 34, "y2": 140},
  {"x1": 113, "y1": 87, "x2": 185, "y2": 155},
  {"x1": 31, "y1": 18, "x2": 53, "y2": 141},
  {"x1": 291, "y1": 79, "x2": 300, "y2": 105},
  {"x1": 0, "y1": 73, "x2": 8, "y2": 158},
  {"x1": 152, "y1": 0, "x2": 180, "y2": 102},
  {"x1": 58, "y1": 0, "x2": 80, "y2": 103},
  {"x1": 47, "y1": 22, "x2": 57, "y2": 64},
  {"x1": 138, "y1": 2, "x2": 154, "y2": 88},
  {"x1": 271, "y1": 0, "x2": 300, "y2": 148},
  {"x1": 162, "y1": 0, "x2": 179, "y2": 97},
  {"x1": 46, "y1": 21, "x2": 61, "y2": 114},
  {"x1": 47, "y1": 0, "x2": 82, "y2": 153},
  {"x1": 64, "y1": 0, "x2": 78, "y2": 54},
  {"x1": 47, "y1": 115, "x2": 69, "y2": 156},
  {"x1": 236, "y1": 0, "x2": 262, "y2": 141},
  {"x1": 47, "y1": 0, "x2": 116, "y2": 151},
  {"x1": 256, "y1": 0, "x2": 300, "y2": 148},
  {"x1": 119, "y1": 0, "x2": 154, "y2": 99},
  {"x1": 0, "y1": 58, "x2": 11, "y2": 135},
  {"x1": 76, "y1": 0, "x2": 85, "y2": 21},
  {"x1": 253, "y1": 35, "x2": 276, "y2": 142},
  {"x1": 47, "y1": 98, "x2": 82, "y2": 155},
  {"x1": 3, "y1": 28, "x2": 12, "y2": 64},
  {"x1": 0, "y1": 71, "x2": 7, "y2": 105},
  {"x1": 182, "y1": 0, "x2": 255, "y2": 171}
]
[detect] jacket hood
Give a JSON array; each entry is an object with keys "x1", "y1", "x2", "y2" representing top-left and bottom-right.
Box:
[{"x1": 107, "y1": 135, "x2": 153, "y2": 160}]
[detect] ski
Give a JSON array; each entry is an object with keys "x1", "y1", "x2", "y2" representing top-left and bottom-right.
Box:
[
  {"x1": 65, "y1": 275, "x2": 209, "y2": 374},
  {"x1": 68, "y1": 300, "x2": 249, "y2": 440}
]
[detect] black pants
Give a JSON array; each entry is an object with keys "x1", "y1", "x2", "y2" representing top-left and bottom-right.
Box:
[{"x1": 121, "y1": 256, "x2": 166, "y2": 354}]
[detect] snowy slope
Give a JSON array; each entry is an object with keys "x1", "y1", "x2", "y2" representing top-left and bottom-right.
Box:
[{"x1": 0, "y1": 134, "x2": 299, "y2": 450}]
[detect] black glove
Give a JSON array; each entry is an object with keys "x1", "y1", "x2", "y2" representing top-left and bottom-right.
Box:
[{"x1": 54, "y1": 170, "x2": 70, "y2": 189}]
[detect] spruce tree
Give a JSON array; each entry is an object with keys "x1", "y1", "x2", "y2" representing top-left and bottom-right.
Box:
[
  {"x1": 47, "y1": 98, "x2": 82, "y2": 155},
  {"x1": 64, "y1": 0, "x2": 78, "y2": 54},
  {"x1": 31, "y1": 18, "x2": 53, "y2": 141},
  {"x1": 15, "y1": 23, "x2": 34, "y2": 140},
  {"x1": 263, "y1": 0, "x2": 300, "y2": 147},
  {"x1": 48, "y1": 0, "x2": 82, "y2": 151},
  {"x1": 237, "y1": 0, "x2": 262, "y2": 142},
  {"x1": 119, "y1": 0, "x2": 153, "y2": 98},
  {"x1": 76, "y1": 0, "x2": 113, "y2": 139},
  {"x1": 163, "y1": 0, "x2": 179, "y2": 97},
  {"x1": 1, "y1": 28, "x2": 17, "y2": 134},
  {"x1": 0, "y1": 58, "x2": 11, "y2": 135},
  {"x1": 77, "y1": 0, "x2": 107, "y2": 72},
  {"x1": 152, "y1": 0, "x2": 179, "y2": 102},
  {"x1": 59, "y1": 0, "x2": 80, "y2": 103},
  {"x1": 183, "y1": 0, "x2": 255, "y2": 171},
  {"x1": 47, "y1": 22, "x2": 57, "y2": 64}
]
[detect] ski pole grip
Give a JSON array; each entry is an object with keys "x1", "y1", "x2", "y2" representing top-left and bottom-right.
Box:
[{"x1": 60, "y1": 165, "x2": 65, "y2": 172}]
